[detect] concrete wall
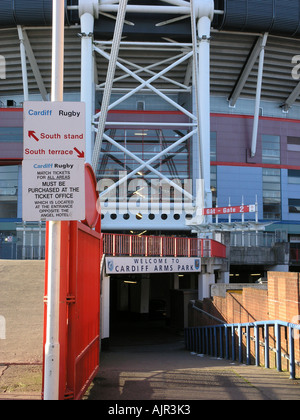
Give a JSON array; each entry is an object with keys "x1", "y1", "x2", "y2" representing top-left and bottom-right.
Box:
[{"x1": 230, "y1": 242, "x2": 290, "y2": 266}]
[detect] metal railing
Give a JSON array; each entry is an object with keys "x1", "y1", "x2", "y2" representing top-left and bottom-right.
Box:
[
  {"x1": 0, "y1": 243, "x2": 45, "y2": 260},
  {"x1": 230, "y1": 231, "x2": 287, "y2": 247},
  {"x1": 0, "y1": 233, "x2": 227, "y2": 260},
  {"x1": 103, "y1": 233, "x2": 227, "y2": 259},
  {"x1": 185, "y1": 320, "x2": 300, "y2": 380}
]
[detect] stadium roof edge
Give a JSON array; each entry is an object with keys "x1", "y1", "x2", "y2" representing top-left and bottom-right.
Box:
[{"x1": 0, "y1": 1, "x2": 300, "y2": 40}]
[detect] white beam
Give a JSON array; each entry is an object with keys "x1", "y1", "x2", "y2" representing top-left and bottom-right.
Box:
[
  {"x1": 94, "y1": 40, "x2": 193, "y2": 48},
  {"x1": 251, "y1": 33, "x2": 268, "y2": 157},
  {"x1": 79, "y1": 0, "x2": 100, "y2": 163},
  {"x1": 102, "y1": 121, "x2": 195, "y2": 127},
  {"x1": 92, "y1": 0, "x2": 128, "y2": 171},
  {"x1": 228, "y1": 36, "x2": 263, "y2": 107},
  {"x1": 196, "y1": 15, "x2": 212, "y2": 212},
  {"x1": 98, "y1": 128, "x2": 196, "y2": 201},
  {"x1": 17, "y1": 26, "x2": 29, "y2": 101},
  {"x1": 282, "y1": 82, "x2": 300, "y2": 111},
  {"x1": 184, "y1": 57, "x2": 193, "y2": 86},
  {"x1": 93, "y1": 44, "x2": 195, "y2": 119},
  {"x1": 98, "y1": 4, "x2": 191, "y2": 14},
  {"x1": 96, "y1": 50, "x2": 188, "y2": 89},
  {"x1": 22, "y1": 29, "x2": 48, "y2": 101},
  {"x1": 105, "y1": 53, "x2": 191, "y2": 91},
  {"x1": 80, "y1": 12, "x2": 95, "y2": 164}
]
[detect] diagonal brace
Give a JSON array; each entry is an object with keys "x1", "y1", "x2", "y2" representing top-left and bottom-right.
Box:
[{"x1": 99, "y1": 128, "x2": 197, "y2": 201}]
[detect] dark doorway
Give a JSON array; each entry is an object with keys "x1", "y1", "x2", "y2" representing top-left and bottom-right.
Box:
[{"x1": 108, "y1": 273, "x2": 189, "y2": 348}]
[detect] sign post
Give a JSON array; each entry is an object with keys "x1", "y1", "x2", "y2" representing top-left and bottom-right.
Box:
[
  {"x1": 22, "y1": 101, "x2": 86, "y2": 222},
  {"x1": 41, "y1": 0, "x2": 66, "y2": 401},
  {"x1": 22, "y1": 100, "x2": 86, "y2": 399}
]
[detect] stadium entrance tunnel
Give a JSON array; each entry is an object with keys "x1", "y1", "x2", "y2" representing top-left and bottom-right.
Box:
[
  {"x1": 105, "y1": 272, "x2": 198, "y2": 349},
  {"x1": 101, "y1": 234, "x2": 227, "y2": 348}
]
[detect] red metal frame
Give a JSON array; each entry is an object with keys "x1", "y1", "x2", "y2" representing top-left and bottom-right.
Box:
[
  {"x1": 43, "y1": 219, "x2": 102, "y2": 400},
  {"x1": 66, "y1": 220, "x2": 102, "y2": 400},
  {"x1": 103, "y1": 233, "x2": 226, "y2": 259}
]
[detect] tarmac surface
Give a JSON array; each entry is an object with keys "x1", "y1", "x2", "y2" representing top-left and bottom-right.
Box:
[
  {"x1": 84, "y1": 319, "x2": 300, "y2": 401},
  {"x1": 1, "y1": 317, "x2": 300, "y2": 401},
  {"x1": 0, "y1": 260, "x2": 44, "y2": 400},
  {"x1": 0, "y1": 259, "x2": 300, "y2": 401}
]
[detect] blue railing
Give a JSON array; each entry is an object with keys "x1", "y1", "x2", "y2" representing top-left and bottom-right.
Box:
[{"x1": 185, "y1": 320, "x2": 300, "y2": 380}]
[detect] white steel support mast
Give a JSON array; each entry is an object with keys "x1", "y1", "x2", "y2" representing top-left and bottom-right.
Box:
[
  {"x1": 79, "y1": 0, "x2": 99, "y2": 164},
  {"x1": 192, "y1": 0, "x2": 214, "y2": 221},
  {"x1": 77, "y1": 0, "x2": 215, "y2": 225},
  {"x1": 43, "y1": 0, "x2": 65, "y2": 401}
]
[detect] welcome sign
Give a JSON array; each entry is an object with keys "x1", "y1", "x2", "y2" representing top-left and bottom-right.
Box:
[{"x1": 105, "y1": 257, "x2": 201, "y2": 275}]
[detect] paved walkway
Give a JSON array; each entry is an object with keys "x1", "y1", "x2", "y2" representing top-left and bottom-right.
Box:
[
  {"x1": 85, "y1": 320, "x2": 300, "y2": 401},
  {"x1": 1, "y1": 317, "x2": 300, "y2": 401}
]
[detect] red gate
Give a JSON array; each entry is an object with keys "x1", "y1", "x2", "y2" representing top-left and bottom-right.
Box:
[{"x1": 43, "y1": 165, "x2": 102, "y2": 400}]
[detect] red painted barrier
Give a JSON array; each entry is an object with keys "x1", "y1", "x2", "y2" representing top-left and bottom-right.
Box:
[{"x1": 66, "y1": 220, "x2": 102, "y2": 400}]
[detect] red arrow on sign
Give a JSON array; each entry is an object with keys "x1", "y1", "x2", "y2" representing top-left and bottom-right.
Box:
[
  {"x1": 28, "y1": 131, "x2": 39, "y2": 142},
  {"x1": 74, "y1": 147, "x2": 85, "y2": 158}
]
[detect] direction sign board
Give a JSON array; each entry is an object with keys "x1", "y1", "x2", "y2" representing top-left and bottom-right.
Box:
[{"x1": 22, "y1": 101, "x2": 86, "y2": 221}]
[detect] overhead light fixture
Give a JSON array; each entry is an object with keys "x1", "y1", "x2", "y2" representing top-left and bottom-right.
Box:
[
  {"x1": 136, "y1": 213, "x2": 143, "y2": 219},
  {"x1": 124, "y1": 280, "x2": 138, "y2": 284}
]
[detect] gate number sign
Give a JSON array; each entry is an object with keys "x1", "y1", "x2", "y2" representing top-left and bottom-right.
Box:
[{"x1": 203, "y1": 205, "x2": 256, "y2": 216}]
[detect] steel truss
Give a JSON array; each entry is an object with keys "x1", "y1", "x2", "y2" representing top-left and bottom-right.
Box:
[
  {"x1": 75, "y1": 0, "x2": 217, "y2": 228},
  {"x1": 93, "y1": 41, "x2": 196, "y2": 202}
]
